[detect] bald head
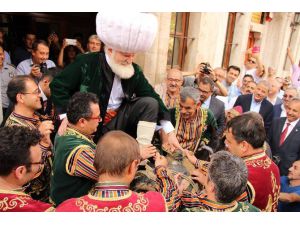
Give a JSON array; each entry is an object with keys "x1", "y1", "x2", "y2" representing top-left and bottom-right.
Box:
[{"x1": 94, "y1": 131, "x2": 140, "y2": 176}]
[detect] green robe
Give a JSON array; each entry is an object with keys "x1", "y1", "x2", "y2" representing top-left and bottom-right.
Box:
[
  {"x1": 50, "y1": 127, "x2": 96, "y2": 206},
  {"x1": 50, "y1": 52, "x2": 170, "y2": 124}
]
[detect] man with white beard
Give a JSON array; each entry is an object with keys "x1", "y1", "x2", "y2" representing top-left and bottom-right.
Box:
[{"x1": 50, "y1": 12, "x2": 182, "y2": 157}]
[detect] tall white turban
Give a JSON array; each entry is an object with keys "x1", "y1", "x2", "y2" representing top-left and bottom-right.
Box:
[{"x1": 96, "y1": 12, "x2": 158, "y2": 53}]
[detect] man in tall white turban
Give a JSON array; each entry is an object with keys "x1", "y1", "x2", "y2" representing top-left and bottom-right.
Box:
[{"x1": 50, "y1": 12, "x2": 182, "y2": 157}]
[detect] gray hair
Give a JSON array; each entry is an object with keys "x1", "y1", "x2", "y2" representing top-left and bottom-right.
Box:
[
  {"x1": 290, "y1": 97, "x2": 300, "y2": 105},
  {"x1": 199, "y1": 76, "x2": 214, "y2": 91},
  {"x1": 88, "y1": 34, "x2": 101, "y2": 43},
  {"x1": 167, "y1": 68, "x2": 183, "y2": 81},
  {"x1": 257, "y1": 80, "x2": 271, "y2": 91},
  {"x1": 208, "y1": 151, "x2": 248, "y2": 203},
  {"x1": 180, "y1": 87, "x2": 200, "y2": 104},
  {"x1": 286, "y1": 87, "x2": 300, "y2": 98}
]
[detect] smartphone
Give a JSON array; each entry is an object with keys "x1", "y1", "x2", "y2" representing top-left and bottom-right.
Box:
[{"x1": 65, "y1": 38, "x2": 77, "y2": 46}]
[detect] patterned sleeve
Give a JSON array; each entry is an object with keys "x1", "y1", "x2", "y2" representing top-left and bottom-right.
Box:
[
  {"x1": 66, "y1": 145, "x2": 98, "y2": 181},
  {"x1": 155, "y1": 166, "x2": 181, "y2": 212},
  {"x1": 155, "y1": 166, "x2": 206, "y2": 211}
]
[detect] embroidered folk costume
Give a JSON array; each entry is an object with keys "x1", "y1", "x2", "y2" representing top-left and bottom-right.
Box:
[
  {"x1": 243, "y1": 151, "x2": 280, "y2": 211},
  {"x1": 5, "y1": 112, "x2": 52, "y2": 202},
  {"x1": 50, "y1": 126, "x2": 97, "y2": 206},
  {"x1": 155, "y1": 166, "x2": 260, "y2": 212},
  {"x1": 0, "y1": 189, "x2": 54, "y2": 212},
  {"x1": 55, "y1": 182, "x2": 167, "y2": 212}
]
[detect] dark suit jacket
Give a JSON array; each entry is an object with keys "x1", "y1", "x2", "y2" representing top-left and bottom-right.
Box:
[
  {"x1": 234, "y1": 94, "x2": 273, "y2": 134},
  {"x1": 208, "y1": 96, "x2": 225, "y2": 136},
  {"x1": 273, "y1": 103, "x2": 283, "y2": 119},
  {"x1": 268, "y1": 117, "x2": 300, "y2": 175}
]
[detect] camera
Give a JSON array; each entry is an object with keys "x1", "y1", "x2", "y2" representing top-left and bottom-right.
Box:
[
  {"x1": 39, "y1": 63, "x2": 48, "y2": 74},
  {"x1": 201, "y1": 62, "x2": 211, "y2": 75}
]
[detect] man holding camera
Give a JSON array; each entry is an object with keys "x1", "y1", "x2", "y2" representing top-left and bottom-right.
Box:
[{"x1": 16, "y1": 40, "x2": 56, "y2": 82}]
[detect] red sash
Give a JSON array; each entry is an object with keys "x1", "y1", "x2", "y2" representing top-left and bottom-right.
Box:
[
  {"x1": 244, "y1": 152, "x2": 280, "y2": 211},
  {"x1": 0, "y1": 190, "x2": 54, "y2": 212},
  {"x1": 56, "y1": 191, "x2": 167, "y2": 212}
]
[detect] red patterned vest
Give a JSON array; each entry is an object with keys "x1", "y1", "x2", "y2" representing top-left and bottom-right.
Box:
[
  {"x1": 243, "y1": 151, "x2": 280, "y2": 211},
  {"x1": 0, "y1": 189, "x2": 54, "y2": 212},
  {"x1": 56, "y1": 183, "x2": 167, "y2": 212}
]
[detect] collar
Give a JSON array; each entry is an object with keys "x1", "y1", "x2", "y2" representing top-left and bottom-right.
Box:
[
  {"x1": 202, "y1": 95, "x2": 212, "y2": 108},
  {"x1": 251, "y1": 94, "x2": 263, "y2": 104},
  {"x1": 0, "y1": 188, "x2": 29, "y2": 196},
  {"x1": 66, "y1": 124, "x2": 95, "y2": 142},
  {"x1": 12, "y1": 111, "x2": 39, "y2": 124},
  {"x1": 242, "y1": 150, "x2": 266, "y2": 162},
  {"x1": 38, "y1": 85, "x2": 47, "y2": 101},
  {"x1": 285, "y1": 118, "x2": 300, "y2": 127},
  {"x1": 88, "y1": 182, "x2": 131, "y2": 200},
  {"x1": 197, "y1": 193, "x2": 238, "y2": 211},
  {"x1": 281, "y1": 104, "x2": 286, "y2": 112}
]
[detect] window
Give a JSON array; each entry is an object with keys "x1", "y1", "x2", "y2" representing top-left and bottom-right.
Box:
[
  {"x1": 222, "y1": 12, "x2": 237, "y2": 69},
  {"x1": 167, "y1": 12, "x2": 189, "y2": 69}
]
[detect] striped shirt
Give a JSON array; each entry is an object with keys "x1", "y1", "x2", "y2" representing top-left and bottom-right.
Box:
[
  {"x1": 176, "y1": 107, "x2": 208, "y2": 151},
  {"x1": 65, "y1": 126, "x2": 98, "y2": 181}
]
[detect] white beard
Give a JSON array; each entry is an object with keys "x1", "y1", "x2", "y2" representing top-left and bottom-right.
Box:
[{"x1": 108, "y1": 53, "x2": 135, "y2": 79}]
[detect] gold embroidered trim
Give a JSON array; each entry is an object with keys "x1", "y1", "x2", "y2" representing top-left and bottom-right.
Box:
[
  {"x1": 74, "y1": 194, "x2": 149, "y2": 212},
  {"x1": 64, "y1": 127, "x2": 96, "y2": 147},
  {"x1": 245, "y1": 155, "x2": 272, "y2": 169},
  {"x1": 0, "y1": 196, "x2": 30, "y2": 211}
]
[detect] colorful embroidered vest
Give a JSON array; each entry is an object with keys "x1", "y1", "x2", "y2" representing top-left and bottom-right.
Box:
[{"x1": 244, "y1": 151, "x2": 280, "y2": 211}]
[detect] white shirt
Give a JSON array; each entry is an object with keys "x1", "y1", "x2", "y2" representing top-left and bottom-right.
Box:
[
  {"x1": 250, "y1": 95, "x2": 262, "y2": 113},
  {"x1": 201, "y1": 95, "x2": 211, "y2": 109},
  {"x1": 38, "y1": 84, "x2": 47, "y2": 102},
  {"x1": 104, "y1": 53, "x2": 174, "y2": 133},
  {"x1": 282, "y1": 118, "x2": 299, "y2": 141},
  {"x1": 280, "y1": 104, "x2": 287, "y2": 117}
]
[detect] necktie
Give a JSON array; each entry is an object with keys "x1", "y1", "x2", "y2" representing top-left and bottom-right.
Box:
[{"x1": 279, "y1": 123, "x2": 290, "y2": 146}]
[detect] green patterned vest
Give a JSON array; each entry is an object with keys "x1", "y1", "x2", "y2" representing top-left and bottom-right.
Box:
[{"x1": 50, "y1": 127, "x2": 96, "y2": 206}]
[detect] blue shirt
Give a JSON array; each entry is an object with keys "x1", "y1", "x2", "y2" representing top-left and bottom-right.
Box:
[
  {"x1": 201, "y1": 95, "x2": 211, "y2": 109},
  {"x1": 278, "y1": 176, "x2": 300, "y2": 212},
  {"x1": 250, "y1": 95, "x2": 262, "y2": 113},
  {"x1": 16, "y1": 58, "x2": 56, "y2": 75}
]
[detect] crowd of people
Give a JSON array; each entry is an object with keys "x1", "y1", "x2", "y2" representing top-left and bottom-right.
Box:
[{"x1": 0, "y1": 12, "x2": 300, "y2": 213}]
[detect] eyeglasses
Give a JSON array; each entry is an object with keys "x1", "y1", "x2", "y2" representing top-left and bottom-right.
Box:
[
  {"x1": 199, "y1": 88, "x2": 211, "y2": 95},
  {"x1": 248, "y1": 60, "x2": 256, "y2": 64},
  {"x1": 87, "y1": 116, "x2": 102, "y2": 122},
  {"x1": 28, "y1": 153, "x2": 47, "y2": 174},
  {"x1": 29, "y1": 152, "x2": 47, "y2": 166},
  {"x1": 283, "y1": 94, "x2": 295, "y2": 99},
  {"x1": 167, "y1": 78, "x2": 182, "y2": 83},
  {"x1": 21, "y1": 88, "x2": 41, "y2": 95}
]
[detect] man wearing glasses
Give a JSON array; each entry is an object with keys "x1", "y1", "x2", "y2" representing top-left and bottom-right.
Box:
[
  {"x1": 155, "y1": 68, "x2": 183, "y2": 109},
  {"x1": 4, "y1": 75, "x2": 54, "y2": 202},
  {"x1": 273, "y1": 87, "x2": 299, "y2": 119},
  {"x1": 50, "y1": 92, "x2": 101, "y2": 206},
  {"x1": 0, "y1": 126, "x2": 54, "y2": 211}
]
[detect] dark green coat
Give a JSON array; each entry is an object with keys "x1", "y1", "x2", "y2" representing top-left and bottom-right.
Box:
[{"x1": 50, "y1": 52, "x2": 170, "y2": 124}]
